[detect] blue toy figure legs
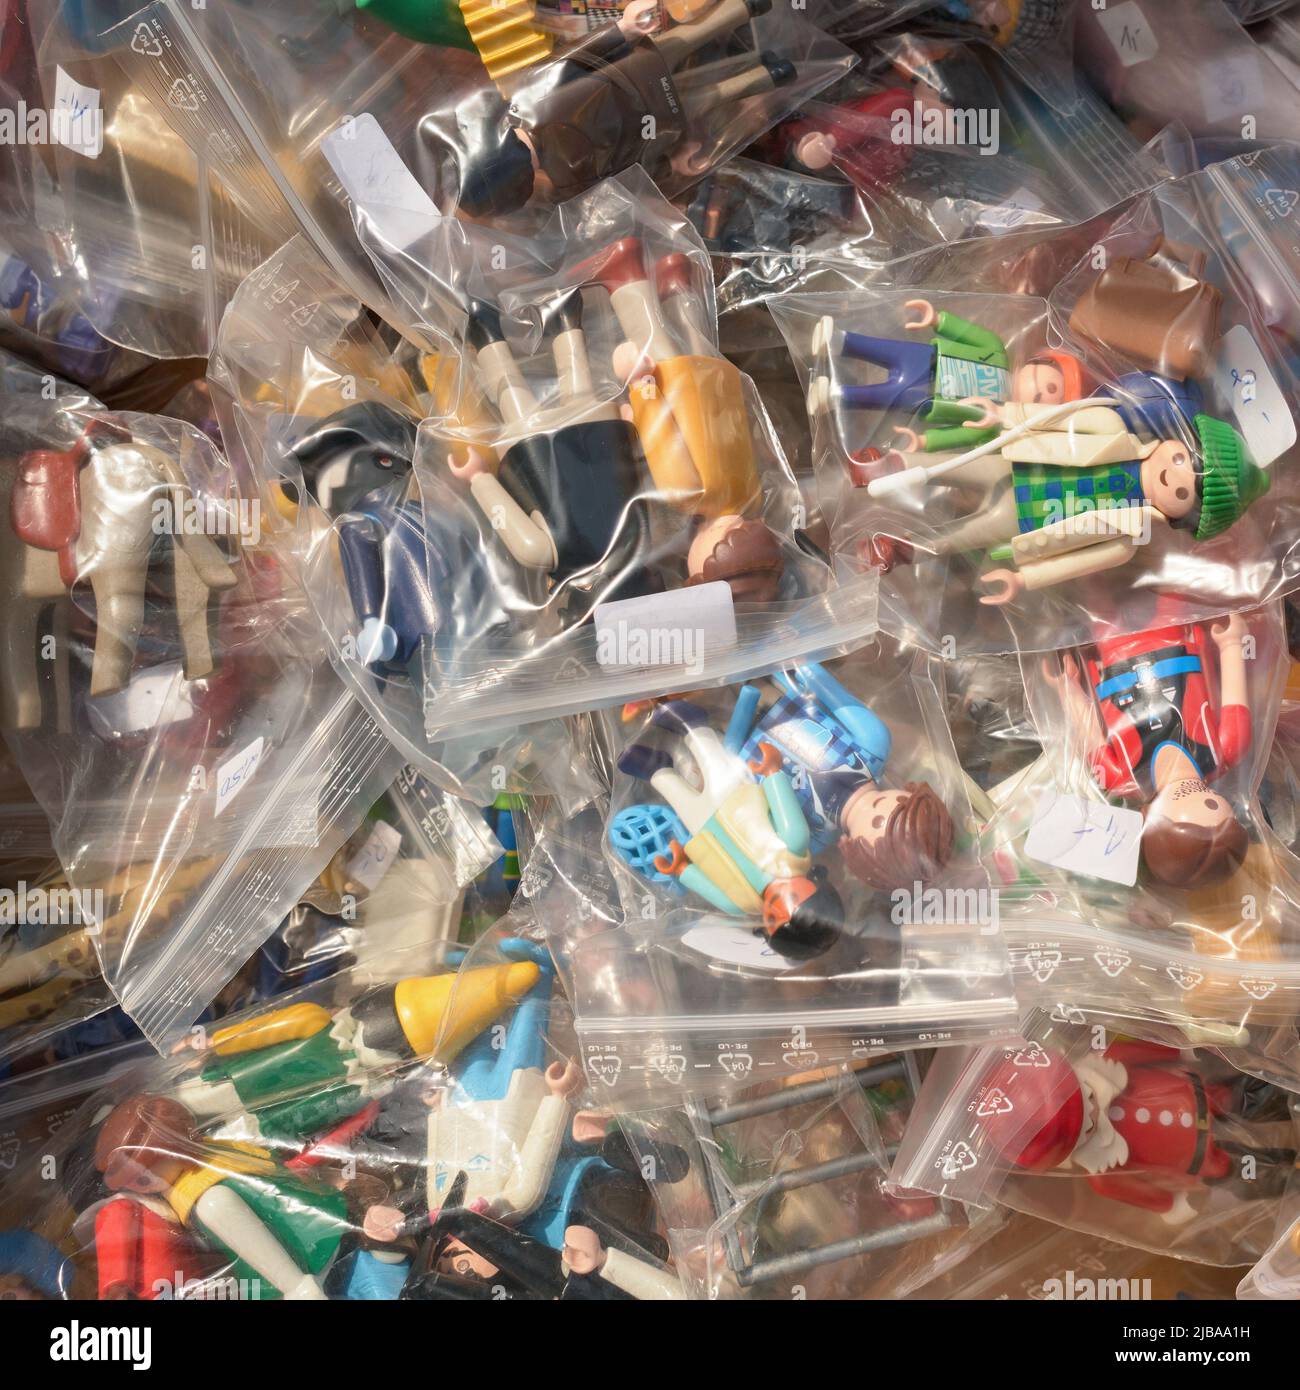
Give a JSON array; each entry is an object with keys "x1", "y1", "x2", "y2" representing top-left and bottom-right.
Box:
[{"x1": 837, "y1": 334, "x2": 935, "y2": 414}]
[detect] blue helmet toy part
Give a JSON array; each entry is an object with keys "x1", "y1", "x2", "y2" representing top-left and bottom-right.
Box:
[{"x1": 783, "y1": 663, "x2": 891, "y2": 779}]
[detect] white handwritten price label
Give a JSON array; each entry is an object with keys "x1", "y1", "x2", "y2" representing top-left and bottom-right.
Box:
[
  {"x1": 1201, "y1": 54, "x2": 1261, "y2": 127},
  {"x1": 1214, "y1": 325, "x2": 1296, "y2": 467},
  {"x1": 53, "y1": 67, "x2": 103, "y2": 159},
  {"x1": 214, "y1": 737, "x2": 264, "y2": 818},
  {"x1": 347, "y1": 820, "x2": 403, "y2": 891},
  {"x1": 1094, "y1": 1, "x2": 1158, "y2": 68},
  {"x1": 1023, "y1": 790, "x2": 1143, "y2": 887}
]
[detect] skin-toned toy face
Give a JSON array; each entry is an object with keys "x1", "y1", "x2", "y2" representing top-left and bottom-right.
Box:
[
  {"x1": 1140, "y1": 440, "x2": 1198, "y2": 519},
  {"x1": 1149, "y1": 777, "x2": 1234, "y2": 831},
  {"x1": 1013, "y1": 361, "x2": 1066, "y2": 406},
  {"x1": 840, "y1": 785, "x2": 907, "y2": 847}
]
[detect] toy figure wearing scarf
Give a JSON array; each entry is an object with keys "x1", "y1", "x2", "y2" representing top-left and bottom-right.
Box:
[
  {"x1": 980, "y1": 1041, "x2": 1239, "y2": 1224},
  {"x1": 1045, "y1": 603, "x2": 1253, "y2": 888},
  {"x1": 867, "y1": 401, "x2": 1268, "y2": 603}
]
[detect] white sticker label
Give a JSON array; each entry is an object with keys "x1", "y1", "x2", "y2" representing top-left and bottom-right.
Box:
[
  {"x1": 1201, "y1": 54, "x2": 1261, "y2": 127},
  {"x1": 680, "y1": 919, "x2": 797, "y2": 971},
  {"x1": 320, "y1": 113, "x2": 441, "y2": 251},
  {"x1": 53, "y1": 67, "x2": 103, "y2": 159},
  {"x1": 215, "y1": 737, "x2": 265, "y2": 818},
  {"x1": 85, "y1": 663, "x2": 194, "y2": 736},
  {"x1": 594, "y1": 580, "x2": 736, "y2": 675},
  {"x1": 1094, "y1": 2, "x2": 1158, "y2": 67},
  {"x1": 1023, "y1": 790, "x2": 1143, "y2": 887},
  {"x1": 347, "y1": 820, "x2": 403, "y2": 891},
  {"x1": 1213, "y1": 324, "x2": 1296, "y2": 467}
]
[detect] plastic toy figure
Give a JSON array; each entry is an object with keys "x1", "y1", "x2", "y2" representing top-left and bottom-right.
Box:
[
  {"x1": 452, "y1": 291, "x2": 659, "y2": 616},
  {"x1": 979, "y1": 1040, "x2": 1254, "y2": 1222},
  {"x1": 741, "y1": 663, "x2": 957, "y2": 890},
  {"x1": 411, "y1": 1186, "x2": 684, "y2": 1300},
  {"x1": 0, "y1": 250, "x2": 114, "y2": 383},
  {"x1": 614, "y1": 697, "x2": 843, "y2": 954},
  {"x1": 290, "y1": 402, "x2": 511, "y2": 676},
  {"x1": 454, "y1": 0, "x2": 795, "y2": 217},
  {"x1": 589, "y1": 238, "x2": 784, "y2": 598},
  {"x1": 1, "y1": 420, "x2": 241, "y2": 729},
  {"x1": 867, "y1": 402, "x2": 1269, "y2": 605},
  {"x1": 362, "y1": 941, "x2": 684, "y2": 1271},
  {"x1": 1044, "y1": 603, "x2": 1253, "y2": 888},
  {"x1": 808, "y1": 302, "x2": 1014, "y2": 452},
  {"x1": 87, "y1": 1194, "x2": 212, "y2": 1300},
  {"x1": 172, "y1": 957, "x2": 541, "y2": 1144},
  {"x1": 93, "y1": 1094, "x2": 351, "y2": 1300}
]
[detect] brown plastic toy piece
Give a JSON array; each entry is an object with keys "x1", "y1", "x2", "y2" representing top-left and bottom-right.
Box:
[{"x1": 1068, "y1": 236, "x2": 1223, "y2": 382}]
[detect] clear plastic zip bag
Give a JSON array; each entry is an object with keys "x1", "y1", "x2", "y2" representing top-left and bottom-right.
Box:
[
  {"x1": 773, "y1": 157, "x2": 1300, "y2": 657},
  {"x1": 322, "y1": 171, "x2": 879, "y2": 738},
  {"x1": 208, "y1": 231, "x2": 600, "y2": 802},
  {"x1": 0, "y1": 358, "x2": 488, "y2": 1051},
  {"x1": 522, "y1": 636, "x2": 1022, "y2": 1106},
  {"x1": 889, "y1": 1010, "x2": 1299, "y2": 1266}
]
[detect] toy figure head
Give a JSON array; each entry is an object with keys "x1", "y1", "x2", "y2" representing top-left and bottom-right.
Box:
[
  {"x1": 838, "y1": 781, "x2": 955, "y2": 891},
  {"x1": 686, "y1": 514, "x2": 783, "y2": 601},
  {"x1": 1141, "y1": 416, "x2": 1268, "y2": 540},
  {"x1": 94, "y1": 1095, "x2": 198, "y2": 1195},
  {"x1": 1012, "y1": 351, "x2": 1088, "y2": 407},
  {"x1": 1140, "y1": 783, "x2": 1249, "y2": 888}
]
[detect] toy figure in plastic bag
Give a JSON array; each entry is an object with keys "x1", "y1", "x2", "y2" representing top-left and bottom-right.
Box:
[
  {"x1": 611, "y1": 661, "x2": 956, "y2": 957},
  {"x1": 359, "y1": 938, "x2": 687, "y2": 1299}
]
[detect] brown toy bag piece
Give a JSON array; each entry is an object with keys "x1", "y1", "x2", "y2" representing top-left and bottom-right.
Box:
[{"x1": 1068, "y1": 236, "x2": 1223, "y2": 381}]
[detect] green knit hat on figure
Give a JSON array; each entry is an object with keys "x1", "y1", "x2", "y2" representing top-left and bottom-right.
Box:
[{"x1": 1192, "y1": 414, "x2": 1270, "y2": 542}]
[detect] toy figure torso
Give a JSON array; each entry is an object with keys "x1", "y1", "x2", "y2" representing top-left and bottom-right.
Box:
[
  {"x1": 1086, "y1": 623, "x2": 1217, "y2": 795},
  {"x1": 426, "y1": 1065, "x2": 550, "y2": 1212},
  {"x1": 1012, "y1": 460, "x2": 1144, "y2": 535},
  {"x1": 1108, "y1": 1065, "x2": 1221, "y2": 1178}
]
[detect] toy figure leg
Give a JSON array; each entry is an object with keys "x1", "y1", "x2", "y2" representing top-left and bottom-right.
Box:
[
  {"x1": 930, "y1": 484, "x2": 1018, "y2": 555},
  {"x1": 170, "y1": 543, "x2": 219, "y2": 682},
  {"x1": 835, "y1": 334, "x2": 934, "y2": 414}
]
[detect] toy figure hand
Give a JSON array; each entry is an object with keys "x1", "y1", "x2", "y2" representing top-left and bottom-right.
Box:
[
  {"x1": 363, "y1": 1204, "x2": 405, "y2": 1244},
  {"x1": 747, "y1": 741, "x2": 783, "y2": 777},
  {"x1": 447, "y1": 446, "x2": 491, "y2": 481},
  {"x1": 571, "y1": 1110, "x2": 607, "y2": 1144},
  {"x1": 960, "y1": 396, "x2": 999, "y2": 428},
  {"x1": 979, "y1": 568, "x2": 1024, "y2": 606},
  {"x1": 357, "y1": 616, "x2": 399, "y2": 665},
  {"x1": 1040, "y1": 652, "x2": 1079, "y2": 688},
  {"x1": 561, "y1": 1226, "x2": 606, "y2": 1277},
  {"x1": 1210, "y1": 612, "x2": 1249, "y2": 649},
  {"x1": 619, "y1": 0, "x2": 661, "y2": 36},
  {"x1": 546, "y1": 1058, "x2": 584, "y2": 1099},
  {"x1": 903, "y1": 298, "x2": 937, "y2": 331},
  {"x1": 794, "y1": 131, "x2": 837, "y2": 171},
  {"x1": 669, "y1": 140, "x2": 710, "y2": 180},
  {"x1": 893, "y1": 426, "x2": 921, "y2": 452}
]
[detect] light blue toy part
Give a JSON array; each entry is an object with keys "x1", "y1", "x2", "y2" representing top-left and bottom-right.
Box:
[
  {"x1": 608, "y1": 803, "x2": 689, "y2": 890},
  {"x1": 452, "y1": 938, "x2": 555, "y2": 1102},
  {"x1": 679, "y1": 863, "x2": 744, "y2": 915},
  {"x1": 763, "y1": 771, "x2": 810, "y2": 858},
  {"x1": 724, "y1": 684, "x2": 762, "y2": 753},
  {"x1": 519, "y1": 1149, "x2": 608, "y2": 1249},
  {"x1": 342, "y1": 1248, "x2": 410, "y2": 1300},
  {"x1": 787, "y1": 663, "x2": 891, "y2": 776}
]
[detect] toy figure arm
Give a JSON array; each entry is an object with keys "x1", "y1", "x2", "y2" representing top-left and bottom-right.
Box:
[
  {"x1": 494, "y1": 1094, "x2": 570, "y2": 1219},
  {"x1": 1086, "y1": 1172, "x2": 1192, "y2": 1221},
  {"x1": 192, "y1": 1183, "x2": 327, "y2": 1299},
  {"x1": 932, "y1": 311, "x2": 1004, "y2": 360},
  {"x1": 1011, "y1": 505, "x2": 1158, "y2": 558},
  {"x1": 337, "y1": 512, "x2": 386, "y2": 625},
  {"x1": 467, "y1": 471, "x2": 557, "y2": 570},
  {"x1": 1208, "y1": 614, "x2": 1252, "y2": 767},
  {"x1": 924, "y1": 424, "x2": 1000, "y2": 452},
  {"x1": 208, "y1": 1003, "x2": 334, "y2": 1056},
  {"x1": 981, "y1": 536, "x2": 1138, "y2": 605},
  {"x1": 763, "y1": 771, "x2": 810, "y2": 858},
  {"x1": 1104, "y1": 1041, "x2": 1182, "y2": 1067},
  {"x1": 595, "y1": 1245, "x2": 686, "y2": 1300}
]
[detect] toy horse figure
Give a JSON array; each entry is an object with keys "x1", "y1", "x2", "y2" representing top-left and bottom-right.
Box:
[{"x1": 0, "y1": 421, "x2": 240, "y2": 731}]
